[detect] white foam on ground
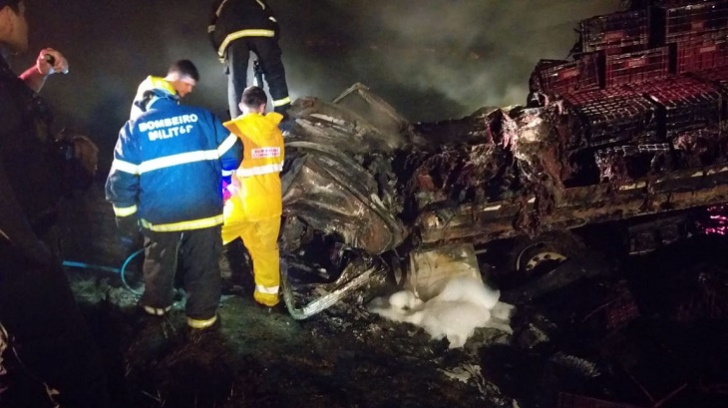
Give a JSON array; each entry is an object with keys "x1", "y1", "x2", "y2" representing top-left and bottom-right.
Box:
[{"x1": 369, "y1": 276, "x2": 514, "y2": 349}]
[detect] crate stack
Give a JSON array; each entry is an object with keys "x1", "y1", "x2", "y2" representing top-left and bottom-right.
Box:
[
  {"x1": 691, "y1": 67, "x2": 728, "y2": 131},
  {"x1": 581, "y1": 10, "x2": 650, "y2": 55},
  {"x1": 633, "y1": 76, "x2": 723, "y2": 141},
  {"x1": 580, "y1": 10, "x2": 672, "y2": 89},
  {"x1": 530, "y1": 10, "x2": 654, "y2": 98},
  {"x1": 563, "y1": 11, "x2": 664, "y2": 181},
  {"x1": 530, "y1": 54, "x2": 601, "y2": 97},
  {"x1": 527, "y1": 1, "x2": 728, "y2": 183},
  {"x1": 562, "y1": 88, "x2": 658, "y2": 150},
  {"x1": 652, "y1": 0, "x2": 728, "y2": 74}
]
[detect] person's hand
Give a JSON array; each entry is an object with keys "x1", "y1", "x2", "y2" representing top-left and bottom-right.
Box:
[
  {"x1": 222, "y1": 175, "x2": 234, "y2": 202},
  {"x1": 36, "y1": 48, "x2": 69, "y2": 76}
]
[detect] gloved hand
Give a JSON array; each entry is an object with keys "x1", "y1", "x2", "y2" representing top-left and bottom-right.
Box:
[
  {"x1": 115, "y1": 216, "x2": 139, "y2": 241},
  {"x1": 222, "y1": 175, "x2": 233, "y2": 202}
]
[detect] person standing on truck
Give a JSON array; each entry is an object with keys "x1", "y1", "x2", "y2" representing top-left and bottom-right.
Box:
[
  {"x1": 106, "y1": 78, "x2": 243, "y2": 330},
  {"x1": 0, "y1": 0, "x2": 110, "y2": 406},
  {"x1": 222, "y1": 86, "x2": 285, "y2": 308},
  {"x1": 209, "y1": 0, "x2": 292, "y2": 118},
  {"x1": 130, "y1": 59, "x2": 200, "y2": 121}
]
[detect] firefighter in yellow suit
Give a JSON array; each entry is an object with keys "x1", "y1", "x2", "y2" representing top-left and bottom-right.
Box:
[{"x1": 222, "y1": 86, "x2": 285, "y2": 307}]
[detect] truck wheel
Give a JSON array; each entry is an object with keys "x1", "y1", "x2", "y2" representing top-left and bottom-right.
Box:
[{"x1": 511, "y1": 231, "x2": 585, "y2": 277}]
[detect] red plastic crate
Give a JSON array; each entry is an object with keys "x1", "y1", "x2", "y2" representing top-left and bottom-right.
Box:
[
  {"x1": 690, "y1": 65, "x2": 728, "y2": 81},
  {"x1": 601, "y1": 43, "x2": 648, "y2": 57},
  {"x1": 562, "y1": 87, "x2": 637, "y2": 106},
  {"x1": 535, "y1": 53, "x2": 601, "y2": 96},
  {"x1": 558, "y1": 393, "x2": 641, "y2": 408},
  {"x1": 564, "y1": 89, "x2": 659, "y2": 148},
  {"x1": 636, "y1": 76, "x2": 723, "y2": 139},
  {"x1": 674, "y1": 37, "x2": 728, "y2": 74},
  {"x1": 563, "y1": 88, "x2": 638, "y2": 149},
  {"x1": 605, "y1": 47, "x2": 669, "y2": 88},
  {"x1": 690, "y1": 67, "x2": 728, "y2": 128},
  {"x1": 580, "y1": 10, "x2": 649, "y2": 53},
  {"x1": 652, "y1": 0, "x2": 728, "y2": 44}
]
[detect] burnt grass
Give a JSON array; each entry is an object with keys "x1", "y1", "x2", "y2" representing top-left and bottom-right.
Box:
[{"x1": 62, "y1": 233, "x2": 728, "y2": 408}]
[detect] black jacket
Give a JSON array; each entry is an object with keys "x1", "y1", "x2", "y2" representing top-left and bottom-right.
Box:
[
  {"x1": 209, "y1": 0, "x2": 280, "y2": 59},
  {"x1": 0, "y1": 55, "x2": 61, "y2": 260}
]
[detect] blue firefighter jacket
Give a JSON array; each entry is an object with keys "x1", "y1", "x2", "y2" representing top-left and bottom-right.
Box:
[{"x1": 105, "y1": 97, "x2": 242, "y2": 232}]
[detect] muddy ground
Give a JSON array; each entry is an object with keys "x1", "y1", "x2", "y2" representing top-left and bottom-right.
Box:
[{"x1": 61, "y1": 186, "x2": 728, "y2": 408}]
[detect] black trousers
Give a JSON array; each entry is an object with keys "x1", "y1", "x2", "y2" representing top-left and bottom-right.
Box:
[
  {"x1": 0, "y1": 244, "x2": 109, "y2": 408},
  {"x1": 226, "y1": 36, "x2": 291, "y2": 118},
  {"x1": 140, "y1": 226, "x2": 222, "y2": 321}
]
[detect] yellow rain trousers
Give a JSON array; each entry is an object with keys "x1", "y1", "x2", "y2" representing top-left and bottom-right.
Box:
[{"x1": 222, "y1": 112, "x2": 285, "y2": 307}]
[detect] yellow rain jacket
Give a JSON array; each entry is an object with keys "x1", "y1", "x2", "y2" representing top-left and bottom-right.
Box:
[
  {"x1": 221, "y1": 112, "x2": 285, "y2": 307},
  {"x1": 222, "y1": 112, "x2": 284, "y2": 229}
]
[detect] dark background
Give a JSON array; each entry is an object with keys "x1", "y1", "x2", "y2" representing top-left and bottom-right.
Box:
[{"x1": 14, "y1": 0, "x2": 622, "y2": 171}]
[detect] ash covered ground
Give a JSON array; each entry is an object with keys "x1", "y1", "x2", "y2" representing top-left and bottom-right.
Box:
[{"x1": 59, "y1": 185, "x2": 728, "y2": 408}]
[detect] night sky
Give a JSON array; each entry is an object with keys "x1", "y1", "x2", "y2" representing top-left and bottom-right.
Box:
[{"x1": 14, "y1": 0, "x2": 622, "y2": 171}]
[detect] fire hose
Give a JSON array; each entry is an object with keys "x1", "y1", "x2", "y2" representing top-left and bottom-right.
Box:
[{"x1": 62, "y1": 248, "x2": 144, "y2": 296}]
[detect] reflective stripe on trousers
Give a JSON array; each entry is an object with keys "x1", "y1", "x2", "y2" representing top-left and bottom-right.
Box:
[{"x1": 187, "y1": 314, "x2": 218, "y2": 330}]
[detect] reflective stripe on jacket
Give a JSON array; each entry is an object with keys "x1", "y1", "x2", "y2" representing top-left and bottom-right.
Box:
[
  {"x1": 209, "y1": 0, "x2": 279, "y2": 60},
  {"x1": 106, "y1": 98, "x2": 243, "y2": 232},
  {"x1": 224, "y1": 112, "x2": 284, "y2": 222}
]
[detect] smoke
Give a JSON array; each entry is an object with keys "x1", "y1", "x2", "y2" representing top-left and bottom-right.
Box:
[
  {"x1": 17, "y1": 0, "x2": 622, "y2": 172},
  {"x1": 276, "y1": 0, "x2": 624, "y2": 121}
]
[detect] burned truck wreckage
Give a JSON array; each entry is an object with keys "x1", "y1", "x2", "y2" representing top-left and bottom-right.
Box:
[
  {"x1": 278, "y1": 79, "x2": 728, "y2": 318},
  {"x1": 279, "y1": 2, "x2": 728, "y2": 319}
]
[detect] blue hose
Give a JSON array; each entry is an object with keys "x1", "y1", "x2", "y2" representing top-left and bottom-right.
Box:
[
  {"x1": 62, "y1": 248, "x2": 145, "y2": 296},
  {"x1": 60, "y1": 261, "x2": 120, "y2": 274}
]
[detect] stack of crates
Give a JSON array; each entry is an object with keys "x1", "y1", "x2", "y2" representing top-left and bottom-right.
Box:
[
  {"x1": 580, "y1": 10, "x2": 650, "y2": 55},
  {"x1": 691, "y1": 67, "x2": 728, "y2": 131},
  {"x1": 529, "y1": 0, "x2": 728, "y2": 183},
  {"x1": 633, "y1": 76, "x2": 723, "y2": 141},
  {"x1": 580, "y1": 9, "x2": 671, "y2": 89},
  {"x1": 651, "y1": 0, "x2": 728, "y2": 74},
  {"x1": 538, "y1": 1, "x2": 728, "y2": 97},
  {"x1": 604, "y1": 47, "x2": 670, "y2": 88},
  {"x1": 563, "y1": 88, "x2": 659, "y2": 149},
  {"x1": 532, "y1": 54, "x2": 601, "y2": 97}
]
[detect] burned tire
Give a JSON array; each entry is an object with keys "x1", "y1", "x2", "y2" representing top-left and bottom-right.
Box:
[{"x1": 510, "y1": 231, "x2": 586, "y2": 277}]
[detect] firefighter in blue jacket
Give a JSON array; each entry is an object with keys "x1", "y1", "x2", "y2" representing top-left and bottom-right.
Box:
[{"x1": 105, "y1": 81, "x2": 242, "y2": 330}]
